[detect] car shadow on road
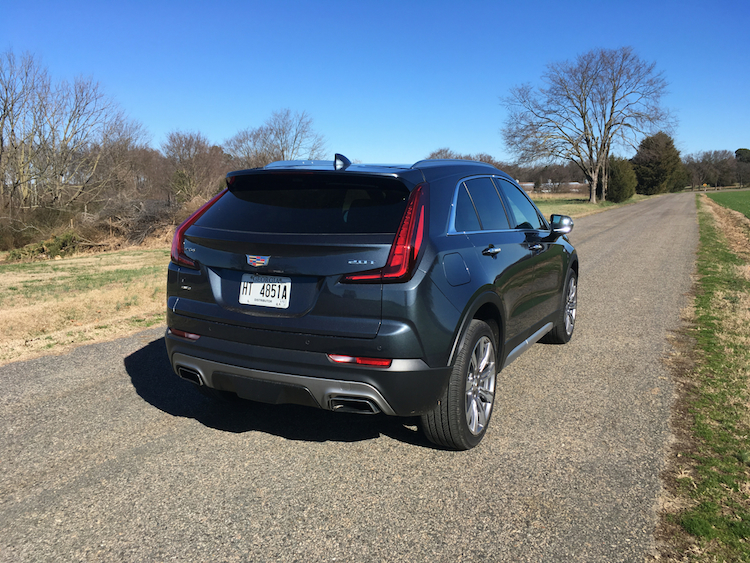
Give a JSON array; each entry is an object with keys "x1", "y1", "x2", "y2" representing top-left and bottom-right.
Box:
[{"x1": 124, "y1": 336, "x2": 434, "y2": 448}]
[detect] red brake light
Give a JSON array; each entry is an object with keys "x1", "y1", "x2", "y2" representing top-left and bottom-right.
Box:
[
  {"x1": 342, "y1": 183, "x2": 427, "y2": 283},
  {"x1": 169, "y1": 328, "x2": 201, "y2": 341},
  {"x1": 327, "y1": 354, "x2": 392, "y2": 368},
  {"x1": 171, "y1": 189, "x2": 227, "y2": 268}
]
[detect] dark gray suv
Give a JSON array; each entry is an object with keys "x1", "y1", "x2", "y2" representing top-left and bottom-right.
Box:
[{"x1": 165, "y1": 155, "x2": 578, "y2": 449}]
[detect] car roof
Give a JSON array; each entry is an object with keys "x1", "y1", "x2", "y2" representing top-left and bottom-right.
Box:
[
  {"x1": 227, "y1": 157, "x2": 507, "y2": 181},
  {"x1": 263, "y1": 160, "x2": 414, "y2": 174}
]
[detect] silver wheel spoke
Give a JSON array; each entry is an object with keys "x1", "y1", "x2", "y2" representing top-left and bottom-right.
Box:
[
  {"x1": 478, "y1": 387, "x2": 494, "y2": 405},
  {"x1": 478, "y1": 341, "x2": 491, "y2": 372},
  {"x1": 478, "y1": 361, "x2": 495, "y2": 387},
  {"x1": 465, "y1": 369, "x2": 475, "y2": 394},
  {"x1": 564, "y1": 277, "x2": 577, "y2": 335},
  {"x1": 464, "y1": 335, "x2": 496, "y2": 436},
  {"x1": 474, "y1": 400, "x2": 488, "y2": 432},
  {"x1": 469, "y1": 398, "x2": 480, "y2": 434}
]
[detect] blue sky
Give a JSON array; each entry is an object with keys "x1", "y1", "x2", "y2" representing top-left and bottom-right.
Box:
[{"x1": 4, "y1": 0, "x2": 749, "y2": 164}]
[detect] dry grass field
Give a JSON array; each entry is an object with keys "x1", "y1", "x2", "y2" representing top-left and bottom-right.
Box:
[{"x1": 0, "y1": 248, "x2": 169, "y2": 365}]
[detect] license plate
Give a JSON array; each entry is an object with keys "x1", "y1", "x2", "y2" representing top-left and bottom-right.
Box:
[{"x1": 239, "y1": 274, "x2": 291, "y2": 309}]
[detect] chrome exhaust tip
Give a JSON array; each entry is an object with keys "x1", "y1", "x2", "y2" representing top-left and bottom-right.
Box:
[
  {"x1": 176, "y1": 366, "x2": 204, "y2": 386},
  {"x1": 329, "y1": 396, "x2": 381, "y2": 414}
]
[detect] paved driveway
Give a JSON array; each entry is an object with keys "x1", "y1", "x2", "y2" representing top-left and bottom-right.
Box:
[{"x1": 0, "y1": 193, "x2": 698, "y2": 562}]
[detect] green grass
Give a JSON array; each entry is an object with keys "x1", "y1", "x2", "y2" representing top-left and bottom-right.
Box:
[
  {"x1": 128, "y1": 313, "x2": 165, "y2": 328},
  {"x1": 668, "y1": 195, "x2": 750, "y2": 561},
  {"x1": 8, "y1": 266, "x2": 162, "y2": 302},
  {"x1": 708, "y1": 190, "x2": 750, "y2": 220},
  {"x1": 0, "y1": 249, "x2": 169, "y2": 306}
]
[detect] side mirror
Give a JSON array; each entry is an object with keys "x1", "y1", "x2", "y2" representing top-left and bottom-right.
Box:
[{"x1": 550, "y1": 214, "x2": 574, "y2": 235}]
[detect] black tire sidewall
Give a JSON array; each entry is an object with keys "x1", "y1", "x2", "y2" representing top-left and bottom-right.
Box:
[{"x1": 544, "y1": 268, "x2": 576, "y2": 345}]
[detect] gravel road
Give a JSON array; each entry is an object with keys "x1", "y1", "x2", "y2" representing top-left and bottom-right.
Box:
[{"x1": 0, "y1": 192, "x2": 698, "y2": 562}]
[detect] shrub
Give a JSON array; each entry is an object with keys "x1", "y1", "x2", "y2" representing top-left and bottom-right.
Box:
[
  {"x1": 6, "y1": 231, "x2": 80, "y2": 261},
  {"x1": 608, "y1": 156, "x2": 637, "y2": 203}
]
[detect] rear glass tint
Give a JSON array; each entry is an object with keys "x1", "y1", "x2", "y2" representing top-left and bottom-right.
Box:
[{"x1": 197, "y1": 173, "x2": 410, "y2": 234}]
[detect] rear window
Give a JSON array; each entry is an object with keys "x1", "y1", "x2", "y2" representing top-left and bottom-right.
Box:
[{"x1": 197, "y1": 173, "x2": 410, "y2": 234}]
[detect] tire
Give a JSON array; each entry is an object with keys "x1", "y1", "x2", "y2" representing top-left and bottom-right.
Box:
[
  {"x1": 421, "y1": 319, "x2": 497, "y2": 450},
  {"x1": 542, "y1": 268, "x2": 577, "y2": 344}
]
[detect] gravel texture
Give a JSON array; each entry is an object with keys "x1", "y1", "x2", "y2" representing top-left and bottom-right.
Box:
[{"x1": 0, "y1": 193, "x2": 698, "y2": 562}]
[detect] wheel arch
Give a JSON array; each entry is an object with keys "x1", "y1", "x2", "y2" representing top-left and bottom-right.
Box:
[
  {"x1": 569, "y1": 255, "x2": 579, "y2": 277},
  {"x1": 447, "y1": 293, "x2": 505, "y2": 368}
]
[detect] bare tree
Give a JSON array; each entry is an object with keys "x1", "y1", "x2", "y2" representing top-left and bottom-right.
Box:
[
  {"x1": 39, "y1": 78, "x2": 135, "y2": 207},
  {"x1": 0, "y1": 51, "x2": 47, "y2": 209},
  {"x1": 224, "y1": 109, "x2": 325, "y2": 169},
  {"x1": 264, "y1": 109, "x2": 325, "y2": 161},
  {"x1": 425, "y1": 147, "x2": 462, "y2": 160},
  {"x1": 1, "y1": 50, "x2": 141, "y2": 212},
  {"x1": 425, "y1": 148, "x2": 506, "y2": 169},
  {"x1": 162, "y1": 130, "x2": 229, "y2": 202},
  {"x1": 87, "y1": 120, "x2": 154, "y2": 202},
  {"x1": 683, "y1": 150, "x2": 737, "y2": 188},
  {"x1": 502, "y1": 47, "x2": 670, "y2": 203},
  {"x1": 224, "y1": 126, "x2": 270, "y2": 169}
]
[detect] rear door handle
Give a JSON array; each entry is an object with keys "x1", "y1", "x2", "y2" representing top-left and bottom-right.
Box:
[
  {"x1": 482, "y1": 245, "x2": 501, "y2": 257},
  {"x1": 529, "y1": 243, "x2": 543, "y2": 251}
]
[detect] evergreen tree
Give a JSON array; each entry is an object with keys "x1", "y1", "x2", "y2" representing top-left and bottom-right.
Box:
[
  {"x1": 608, "y1": 156, "x2": 637, "y2": 202},
  {"x1": 632, "y1": 132, "x2": 686, "y2": 194},
  {"x1": 737, "y1": 148, "x2": 750, "y2": 187}
]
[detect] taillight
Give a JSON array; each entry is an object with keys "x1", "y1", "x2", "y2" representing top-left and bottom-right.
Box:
[
  {"x1": 169, "y1": 328, "x2": 201, "y2": 340},
  {"x1": 327, "y1": 354, "x2": 392, "y2": 368},
  {"x1": 342, "y1": 183, "x2": 427, "y2": 283},
  {"x1": 170, "y1": 189, "x2": 227, "y2": 268}
]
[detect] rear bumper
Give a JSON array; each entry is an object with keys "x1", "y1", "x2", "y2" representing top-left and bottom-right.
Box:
[{"x1": 165, "y1": 330, "x2": 452, "y2": 416}]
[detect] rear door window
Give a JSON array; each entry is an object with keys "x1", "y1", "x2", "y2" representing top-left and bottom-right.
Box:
[
  {"x1": 453, "y1": 176, "x2": 510, "y2": 232},
  {"x1": 464, "y1": 177, "x2": 510, "y2": 231}
]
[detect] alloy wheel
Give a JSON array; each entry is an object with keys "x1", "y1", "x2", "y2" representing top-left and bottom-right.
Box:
[
  {"x1": 564, "y1": 275, "x2": 577, "y2": 336},
  {"x1": 465, "y1": 335, "x2": 496, "y2": 436}
]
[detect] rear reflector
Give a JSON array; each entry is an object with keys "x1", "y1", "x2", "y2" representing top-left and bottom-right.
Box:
[
  {"x1": 342, "y1": 183, "x2": 427, "y2": 283},
  {"x1": 169, "y1": 328, "x2": 201, "y2": 341},
  {"x1": 327, "y1": 354, "x2": 392, "y2": 368}
]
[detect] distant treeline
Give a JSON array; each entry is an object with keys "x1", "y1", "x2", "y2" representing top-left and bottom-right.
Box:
[{"x1": 1, "y1": 49, "x2": 747, "y2": 253}]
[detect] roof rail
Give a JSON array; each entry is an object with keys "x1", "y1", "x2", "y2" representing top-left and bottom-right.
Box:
[
  {"x1": 264, "y1": 159, "x2": 329, "y2": 169},
  {"x1": 411, "y1": 158, "x2": 499, "y2": 169}
]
